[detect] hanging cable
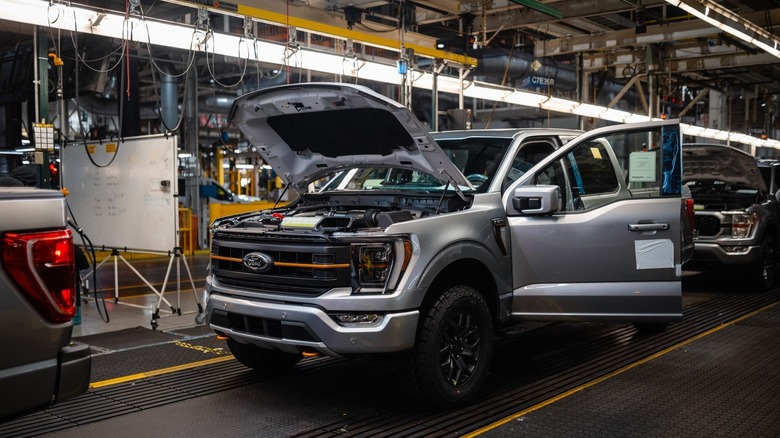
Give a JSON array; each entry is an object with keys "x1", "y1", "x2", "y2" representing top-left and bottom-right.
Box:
[
  {"x1": 66, "y1": 196, "x2": 110, "y2": 323},
  {"x1": 55, "y1": 5, "x2": 120, "y2": 167}
]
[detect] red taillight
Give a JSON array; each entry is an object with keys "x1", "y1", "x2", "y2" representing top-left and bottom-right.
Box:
[
  {"x1": 686, "y1": 198, "x2": 696, "y2": 231},
  {"x1": 2, "y1": 229, "x2": 76, "y2": 323}
]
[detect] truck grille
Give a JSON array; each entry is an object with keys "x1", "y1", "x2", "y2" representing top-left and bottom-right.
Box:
[
  {"x1": 211, "y1": 238, "x2": 352, "y2": 296},
  {"x1": 695, "y1": 215, "x2": 721, "y2": 237}
]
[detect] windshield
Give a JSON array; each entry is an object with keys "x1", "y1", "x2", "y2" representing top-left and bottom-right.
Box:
[{"x1": 317, "y1": 137, "x2": 512, "y2": 193}]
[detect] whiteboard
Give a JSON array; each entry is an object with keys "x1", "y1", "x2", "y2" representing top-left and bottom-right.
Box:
[{"x1": 61, "y1": 134, "x2": 178, "y2": 253}]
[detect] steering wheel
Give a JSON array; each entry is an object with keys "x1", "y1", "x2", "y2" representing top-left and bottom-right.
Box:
[{"x1": 466, "y1": 174, "x2": 488, "y2": 184}]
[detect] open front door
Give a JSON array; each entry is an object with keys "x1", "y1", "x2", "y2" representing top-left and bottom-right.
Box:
[{"x1": 505, "y1": 120, "x2": 684, "y2": 322}]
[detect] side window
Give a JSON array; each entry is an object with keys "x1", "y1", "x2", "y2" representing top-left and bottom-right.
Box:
[
  {"x1": 502, "y1": 141, "x2": 557, "y2": 192},
  {"x1": 569, "y1": 140, "x2": 620, "y2": 195},
  {"x1": 537, "y1": 140, "x2": 619, "y2": 211},
  {"x1": 531, "y1": 126, "x2": 677, "y2": 212}
]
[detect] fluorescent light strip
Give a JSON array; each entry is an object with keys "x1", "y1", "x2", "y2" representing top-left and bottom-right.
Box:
[
  {"x1": 540, "y1": 97, "x2": 578, "y2": 113},
  {"x1": 3, "y1": 0, "x2": 776, "y2": 149},
  {"x1": 666, "y1": 0, "x2": 780, "y2": 59}
]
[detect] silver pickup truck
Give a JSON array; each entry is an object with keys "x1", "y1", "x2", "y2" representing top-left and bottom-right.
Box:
[
  {"x1": 205, "y1": 83, "x2": 689, "y2": 407},
  {"x1": 0, "y1": 188, "x2": 91, "y2": 418},
  {"x1": 683, "y1": 143, "x2": 780, "y2": 289}
]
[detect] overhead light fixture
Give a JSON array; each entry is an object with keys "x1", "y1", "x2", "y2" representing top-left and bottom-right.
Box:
[
  {"x1": 540, "y1": 97, "x2": 578, "y2": 113},
  {"x1": 682, "y1": 125, "x2": 705, "y2": 136},
  {"x1": 624, "y1": 114, "x2": 653, "y2": 123},
  {"x1": 572, "y1": 103, "x2": 606, "y2": 118},
  {"x1": 713, "y1": 130, "x2": 729, "y2": 140},
  {"x1": 90, "y1": 11, "x2": 105, "y2": 27},
  {"x1": 2, "y1": 0, "x2": 777, "y2": 150},
  {"x1": 665, "y1": 0, "x2": 780, "y2": 59},
  {"x1": 463, "y1": 84, "x2": 513, "y2": 102},
  {"x1": 600, "y1": 108, "x2": 634, "y2": 123},
  {"x1": 504, "y1": 90, "x2": 548, "y2": 107}
]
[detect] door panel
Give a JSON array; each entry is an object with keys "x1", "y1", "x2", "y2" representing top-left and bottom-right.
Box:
[{"x1": 505, "y1": 121, "x2": 683, "y2": 321}]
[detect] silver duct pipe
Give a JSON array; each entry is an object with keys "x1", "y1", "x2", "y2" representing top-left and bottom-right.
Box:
[
  {"x1": 73, "y1": 94, "x2": 237, "y2": 120},
  {"x1": 160, "y1": 72, "x2": 178, "y2": 132},
  {"x1": 473, "y1": 50, "x2": 578, "y2": 92}
]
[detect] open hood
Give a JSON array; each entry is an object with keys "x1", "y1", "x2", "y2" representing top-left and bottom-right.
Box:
[
  {"x1": 229, "y1": 83, "x2": 472, "y2": 192},
  {"x1": 682, "y1": 143, "x2": 767, "y2": 192}
]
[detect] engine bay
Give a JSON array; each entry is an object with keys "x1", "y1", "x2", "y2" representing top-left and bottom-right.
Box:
[{"x1": 217, "y1": 190, "x2": 471, "y2": 233}]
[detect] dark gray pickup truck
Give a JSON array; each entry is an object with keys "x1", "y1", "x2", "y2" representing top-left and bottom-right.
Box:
[
  {"x1": 683, "y1": 143, "x2": 780, "y2": 289},
  {"x1": 0, "y1": 188, "x2": 91, "y2": 418}
]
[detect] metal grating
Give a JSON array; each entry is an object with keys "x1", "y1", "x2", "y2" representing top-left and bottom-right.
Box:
[
  {"x1": 0, "y1": 290, "x2": 777, "y2": 437},
  {"x1": 0, "y1": 356, "x2": 342, "y2": 438}
]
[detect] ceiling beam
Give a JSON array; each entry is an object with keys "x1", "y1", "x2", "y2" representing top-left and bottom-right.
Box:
[
  {"x1": 580, "y1": 43, "x2": 779, "y2": 72},
  {"x1": 667, "y1": 0, "x2": 780, "y2": 60},
  {"x1": 669, "y1": 52, "x2": 780, "y2": 74},
  {"x1": 535, "y1": 8, "x2": 780, "y2": 57},
  {"x1": 535, "y1": 19, "x2": 718, "y2": 57},
  {"x1": 157, "y1": 0, "x2": 478, "y2": 66},
  {"x1": 236, "y1": 0, "x2": 478, "y2": 65},
  {"x1": 483, "y1": 0, "x2": 668, "y2": 32}
]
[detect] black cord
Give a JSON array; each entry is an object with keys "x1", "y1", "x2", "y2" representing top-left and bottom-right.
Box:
[{"x1": 66, "y1": 202, "x2": 110, "y2": 324}]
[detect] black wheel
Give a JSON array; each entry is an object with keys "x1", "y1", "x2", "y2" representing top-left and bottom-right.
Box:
[
  {"x1": 756, "y1": 237, "x2": 777, "y2": 290},
  {"x1": 409, "y1": 285, "x2": 493, "y2": 408},
  {"x1": 226, "y1": 338, "x2": 302, "y2": 373}
]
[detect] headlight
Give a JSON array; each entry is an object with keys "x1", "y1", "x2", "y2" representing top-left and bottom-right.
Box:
[
  {"x1": 728, "y1": 212, "x2": 756, "y2": 238},
  {"x1": 350, "y1": 238, "x2": 411, "y2": 293}
]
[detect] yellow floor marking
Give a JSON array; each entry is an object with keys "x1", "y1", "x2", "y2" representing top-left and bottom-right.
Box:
[
  {"x1": 89, "y1": 355, "x2": 234, "y2": 389},
  {"x1": 464, "y1": 301, "x2": 779, "y2": 437},
  {"x1": 174, "y1": 341, "x2": 228, "y2": 355}
]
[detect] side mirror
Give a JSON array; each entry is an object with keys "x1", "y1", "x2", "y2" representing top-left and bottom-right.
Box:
[{"x1": 512, "y1": 185, "x2": 561, "y2": 215}]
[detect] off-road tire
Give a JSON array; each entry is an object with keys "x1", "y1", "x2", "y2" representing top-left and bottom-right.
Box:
[
  {"x1": 226, "y1": 338, "x2": 302, "y2": 373},
  {"x1": 409, "y1": 285, "x2": 493, "y2": 408}
]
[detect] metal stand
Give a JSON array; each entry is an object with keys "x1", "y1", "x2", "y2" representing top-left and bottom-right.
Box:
[
  {"x1": 151, "y1": 247, "x2": 203, "y2": 330},
  {"x1": 80, "y1": 247, "x2": 203, "y2": 329}
]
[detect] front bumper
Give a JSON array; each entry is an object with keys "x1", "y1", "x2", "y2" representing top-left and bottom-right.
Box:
[
  {"x1": 690, "y1": 242, "x2": 761, "y2": 266},
  {"x1": 206, "y1": 293, "x2": 419, "y2": 357}
]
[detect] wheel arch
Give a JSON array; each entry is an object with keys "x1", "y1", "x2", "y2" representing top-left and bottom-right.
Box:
[
  {"x1": 763, "y1": 220, "x2": 780, "y2": 249},
  {"x1": 419, "y1": 257, "x2": 501, "y2": 328}
]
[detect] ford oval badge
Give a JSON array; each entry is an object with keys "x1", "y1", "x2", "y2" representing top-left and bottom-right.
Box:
[{"x1": 243, "y1": 252, "x2": 274, "y2": 273}]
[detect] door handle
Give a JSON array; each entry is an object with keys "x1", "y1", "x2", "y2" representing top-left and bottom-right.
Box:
[{"x1": 628, "y1": 222, "x2": 669, "y2": 232}]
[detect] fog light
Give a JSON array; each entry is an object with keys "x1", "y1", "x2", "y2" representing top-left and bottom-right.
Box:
[
  {"x1": 331, "y1": 313, "x2": 382, "y2": 324},
  {"x1": 723, "y1": 246, "x2": 749, "y2": 253}
]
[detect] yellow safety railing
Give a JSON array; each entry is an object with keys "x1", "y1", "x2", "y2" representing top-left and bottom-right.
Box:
[{"x1": 178, "y1": 207, "x2": 193, "y2": 255}]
